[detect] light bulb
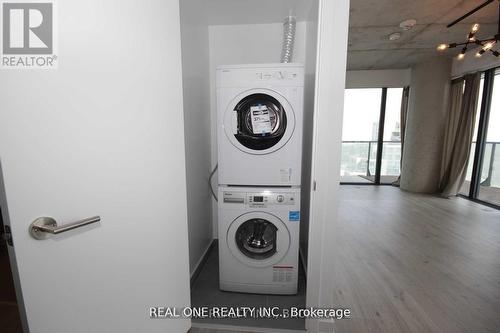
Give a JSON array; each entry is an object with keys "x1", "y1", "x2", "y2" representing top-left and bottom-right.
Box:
[
  {"x1": 457, "y1": 53, "x2": 465, "y2": 60},
  {"x1": 471, "y1": 23, "x2": 480, "y2": 33},
  {"x1": 475, "y1": 51, "x2": 483, "y2": 58},
  {"x1": 437, "y1": 43, "x2": 448, "y2": 51},
  {"x1": 484, "y1": 41, "x2": 496, "y2": 50}
]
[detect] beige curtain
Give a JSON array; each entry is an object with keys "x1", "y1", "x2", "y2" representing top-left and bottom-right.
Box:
[
  {"x1": 440, "y1": 73, "x2": 481, "y2": 197},
  {"x1": 392, "y1": 86, "x2": 410, "y2": 186}
]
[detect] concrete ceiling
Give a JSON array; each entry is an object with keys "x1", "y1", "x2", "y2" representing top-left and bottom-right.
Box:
[{"x1": 348, "y1": 0, "x2": 500, "y2": 70}]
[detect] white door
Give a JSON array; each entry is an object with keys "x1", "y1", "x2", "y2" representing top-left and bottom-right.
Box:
[{"x1": 0, "y1": 1, "x2": 191, "y2": 332}]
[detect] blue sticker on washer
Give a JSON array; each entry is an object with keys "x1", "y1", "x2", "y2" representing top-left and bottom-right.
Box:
[{"x1": 289, "y1": 211, "x2": 300, "y2": 221}]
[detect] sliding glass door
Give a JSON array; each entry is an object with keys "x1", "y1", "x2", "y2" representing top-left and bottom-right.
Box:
[
  {"x1": 381, "y1": 88, "x2": 404, "y2": 184},
  {"x1": 461, "y1": 68, "x2": 500, "y2": 208},
  {"x1": 340, "y1": 87, "x2": 406, "y2": 184},
  {"x1": 478, "y1": 71, "x2": 500, "y2": 206},
  {"x1": 341, "y1": 89, "x2": 382, "y2": 184}
]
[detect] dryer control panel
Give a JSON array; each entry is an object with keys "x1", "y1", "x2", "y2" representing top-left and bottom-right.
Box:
[
  {"x1": 254, "y1": 70, "x2": 299, "y2": 81},
  {"x1": 216, "y1": 65, "x2": 304, "y2": 88},
  {"x1": 223, "y1": 191, "x2": 296, "y2": 208}
]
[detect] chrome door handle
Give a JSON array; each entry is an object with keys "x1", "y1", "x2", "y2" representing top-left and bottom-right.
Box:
[{"x1": 29, "y1": 216, "x2": 100, "y2": 240}]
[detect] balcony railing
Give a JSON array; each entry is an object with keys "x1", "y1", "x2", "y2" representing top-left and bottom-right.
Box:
[
  {"x1": 341, "y1": 141, "x2": 500, "y2": 192},
  {"x1": 340, "y1": 141, "x2": 401, "y2": 182},
  {"x1": 464, "y1": 142, "x2": 500, "y2": 187}
]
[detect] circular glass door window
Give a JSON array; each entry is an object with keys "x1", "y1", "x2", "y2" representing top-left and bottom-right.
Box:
[
  {"x1": 235, "y1": 218, "x2": 278, "y2": 260},
  {"x1": 224, "y1": 89, "x2": 296, "y2": 155},
  {"x1": 233, "y1": 94, "x2": 287, "y2": 151},
  {"x1": 226, "y1": 212, "x2": 290, "y2": 267}
]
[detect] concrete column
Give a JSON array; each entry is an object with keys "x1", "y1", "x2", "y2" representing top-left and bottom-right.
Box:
[{"x1": 400, "y1": 57, "x2": 451, "y2": 193}]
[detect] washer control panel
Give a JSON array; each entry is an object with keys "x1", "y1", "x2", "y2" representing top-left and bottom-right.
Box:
[
  {"x1": 248, "y1": 192, "x2": 295, "y2": 207},
  {"x1": 222, "y1": 191, "x2": 296, "y2": 207}
]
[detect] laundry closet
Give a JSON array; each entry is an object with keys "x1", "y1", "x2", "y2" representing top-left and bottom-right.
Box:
[{"x1": 179, "y1": 0, "x2": 319, "y2": 331}]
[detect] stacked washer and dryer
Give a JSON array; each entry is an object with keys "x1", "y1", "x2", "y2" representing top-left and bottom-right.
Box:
[{"x1": 216, "y1": 63, "x2": 304, "y2": 295}]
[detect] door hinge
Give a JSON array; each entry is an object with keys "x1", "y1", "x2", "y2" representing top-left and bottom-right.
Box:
[
  {"x1": 313, "y1": 180, "x2": 317, "y2": 191},
  {"x1": 2, "y1": 225, "x2": 13, "y2": 247}
]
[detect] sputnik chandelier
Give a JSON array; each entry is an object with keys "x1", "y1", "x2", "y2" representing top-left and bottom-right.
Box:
[{"x1": 437, "y1": 0, "x2": 500, "y2": 59}]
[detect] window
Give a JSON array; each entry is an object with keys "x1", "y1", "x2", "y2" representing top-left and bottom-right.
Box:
[
  {"x1": 478, "y1": 71, "x2": 500, "y2": 206},
  {"x1": 381, "y1": 88, "x2": 404, "y2": 183},
  {"x1": 341, "y1": 87, "x2": 407, "y2": 185},
  {"x1": 341, "y1": 89, "x2": 382, "y2": 183},
  {"x1": 461, "y1": 68, "x2": 500, "y2": 209}
]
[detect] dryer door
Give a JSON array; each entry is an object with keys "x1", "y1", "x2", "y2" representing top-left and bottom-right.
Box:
[
  {"x1": 223, "y1": 89, "x2": 296, "y2": 155},
  {"x1": 226, "y1": 212, "x2": 290, "y2": 267}
]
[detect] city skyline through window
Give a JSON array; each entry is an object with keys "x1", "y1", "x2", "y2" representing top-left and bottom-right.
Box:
[{"x1": 341, "y1": 87, "x2": 405, "y2": 184}]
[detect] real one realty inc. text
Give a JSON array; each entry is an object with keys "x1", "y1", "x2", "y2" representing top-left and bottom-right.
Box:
[{"x1": 149, "y1": 306, "x2": 351, "y2": 320}]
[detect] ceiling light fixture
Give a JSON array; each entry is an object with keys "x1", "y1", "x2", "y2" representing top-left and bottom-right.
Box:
[
  {"x1": 389, "y1": 32, "x2": 401, "y2": 41},
  {"x1": 399, "y1": 19, "x2": 417, "y2": 31},
  {"x1": 437, "y1": 0, "x2": 500, "y2": 60}
]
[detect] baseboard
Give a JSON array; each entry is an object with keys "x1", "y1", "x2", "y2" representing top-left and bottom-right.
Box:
[
  {"x1": 191, "y1": 322, "x2": 305, "y2": 333},
  {"x1": 190, "y1": 239, "x2": 216, "y2": 287}
]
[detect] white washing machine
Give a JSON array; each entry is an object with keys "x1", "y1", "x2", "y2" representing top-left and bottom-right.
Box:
[
  {"x1": 218, "y1": 186, "x2": 300, "y2": 295},
  {"x1": 217, "y1": 63, "x2": 304, "y2": 186}
]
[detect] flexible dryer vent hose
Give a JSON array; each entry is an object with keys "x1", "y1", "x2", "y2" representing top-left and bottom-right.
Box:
[{"x1": 281, "y1": 16, "x2": 296, "y2": 63}]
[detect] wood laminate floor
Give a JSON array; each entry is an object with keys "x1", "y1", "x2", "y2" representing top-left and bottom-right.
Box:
[
  {"x1": 332, "y1": 186, "x2": 500, "y2": 333},
  {"x1": 191, "y1": 186, "x2": 500, "y2": 333}
]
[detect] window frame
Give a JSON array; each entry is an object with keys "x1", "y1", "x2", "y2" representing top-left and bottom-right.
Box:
[
  {"x1": 459, "y1": 67, "x2": 500, "y2": 210},
  {"x1": 340, "y1": 87, "x2": 406, "y2": 186}
]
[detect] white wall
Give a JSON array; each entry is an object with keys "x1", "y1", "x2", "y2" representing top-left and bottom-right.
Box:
[
  {"x1": 305, "y1": 1, "x2": 350, "y2": 331},
  {"x1": 299, "y1": 15, "x2": 319, "y2": 271},
  {"x1": 179, "y1": 4, "x2": 214, "y2": 275},
  {"x1": 452, "y1": 52, "x2": 500, "y2": 77},
  {"x1": 346, "y1": 69, "x2": 411, "y2": 88},
  {"x1": 208, "y1": 22, "x2": 308, "y2": 236}
]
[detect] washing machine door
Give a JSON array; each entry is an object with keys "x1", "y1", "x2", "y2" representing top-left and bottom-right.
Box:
[
  {"x1": 223, "y1": 88, "x2": 296, "y2": 155},
  {"x1": 226, "y1": 212, "x2": 290, "y2": 267}
]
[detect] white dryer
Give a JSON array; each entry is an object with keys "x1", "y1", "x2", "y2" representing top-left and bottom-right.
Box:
[
  {"x1": 218, "y1": 186, "x2": 300, "y2": 295},
  {"x1": 217, "y1": 63, "x2": 304, "y2": 186}
]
